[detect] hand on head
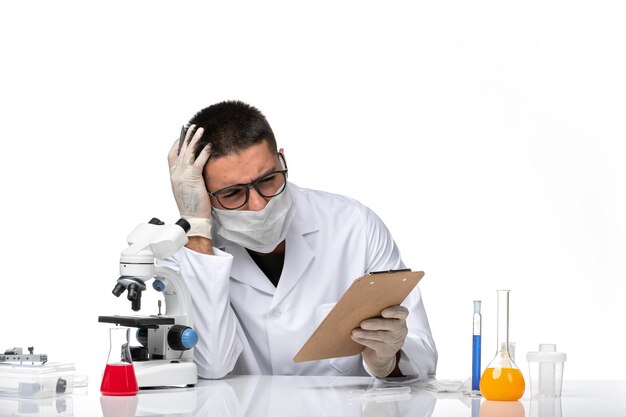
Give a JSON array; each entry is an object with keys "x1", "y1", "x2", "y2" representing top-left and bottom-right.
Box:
[{"x1": 168, "y1": 125, "x2": 213, "y2": 239}]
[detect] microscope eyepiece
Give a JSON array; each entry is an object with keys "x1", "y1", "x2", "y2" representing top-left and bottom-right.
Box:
[{"x1": 175, "y1": 218, "x2": 191, "y2": 233}]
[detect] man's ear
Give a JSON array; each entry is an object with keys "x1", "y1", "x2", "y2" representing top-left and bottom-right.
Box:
[{"x1": 278, "y1": 148, "x2": 287, "y2": 172}]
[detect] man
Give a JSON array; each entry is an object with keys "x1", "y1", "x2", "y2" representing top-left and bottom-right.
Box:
[{"x1": 162, "y1": 100, "x2": 437, "y2": 379}]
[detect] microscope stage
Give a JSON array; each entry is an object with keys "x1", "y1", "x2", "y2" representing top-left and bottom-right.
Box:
[{"x1": 98, "y1": 315, "x2": 176, "y2": 329}]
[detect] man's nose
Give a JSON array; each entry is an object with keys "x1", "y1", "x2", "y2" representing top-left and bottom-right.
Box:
[{"x1": 247, "y1": 187, "x2": 269, "y2": 211}]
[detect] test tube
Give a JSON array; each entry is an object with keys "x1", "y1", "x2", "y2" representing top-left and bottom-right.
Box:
[{"x1": 472, "y1": 300, "x2": 482, "y2": 393}]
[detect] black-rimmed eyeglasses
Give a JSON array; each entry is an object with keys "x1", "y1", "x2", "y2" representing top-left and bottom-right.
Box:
[{"x1": 208, "y1": 154, "x2": 288, "y2": 210}]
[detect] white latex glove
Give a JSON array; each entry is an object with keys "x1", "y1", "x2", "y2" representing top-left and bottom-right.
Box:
[
  {"x1": 168, "y1": 125, "x2": 213, "y2": 238},
  {"x1": 351, "y1": 305, "x2": 409, "y2": 378}
]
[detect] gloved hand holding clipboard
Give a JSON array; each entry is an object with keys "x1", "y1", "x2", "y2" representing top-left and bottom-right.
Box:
[{"x1": 293, "y1": 269, "x2": 425, "y2": 362}]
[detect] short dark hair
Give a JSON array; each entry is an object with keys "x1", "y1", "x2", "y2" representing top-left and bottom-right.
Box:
[{"x1": 188, "y1": 100, "x2": 277, "y2": 159}]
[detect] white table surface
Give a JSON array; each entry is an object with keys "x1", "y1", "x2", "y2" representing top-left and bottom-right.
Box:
[{"x1": 2, "y1": 376, "x2": 624, "y2": 417}]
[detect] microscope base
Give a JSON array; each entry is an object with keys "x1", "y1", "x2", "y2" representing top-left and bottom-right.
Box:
[{"x1": 134, "y1": 360, "x2": 197, "y2": 388}]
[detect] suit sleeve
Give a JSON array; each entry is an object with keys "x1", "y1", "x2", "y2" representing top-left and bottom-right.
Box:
[
  {"x1": 363, "y1": 207, "x2": 438, "y2": 379},
  {"x1": 157, "y1": 247, "x2": 243, "y2": 379}
]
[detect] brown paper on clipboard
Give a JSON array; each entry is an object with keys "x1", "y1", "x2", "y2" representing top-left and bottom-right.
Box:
[{"x1": 293, "y1": 270, "x2": 424, "y2": 363}]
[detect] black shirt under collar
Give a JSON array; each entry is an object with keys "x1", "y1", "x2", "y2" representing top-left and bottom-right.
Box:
[{"x1": 246, "y1": 249, "x2": 285, "y2": 287}]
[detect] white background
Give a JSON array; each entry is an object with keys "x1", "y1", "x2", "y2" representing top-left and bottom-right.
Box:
[{"x1": 1, "y1": 0, "x2": 624, "y2": 383}]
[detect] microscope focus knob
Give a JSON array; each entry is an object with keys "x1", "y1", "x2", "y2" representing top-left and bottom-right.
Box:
[
  {"x1": 152, "y1": 280, "x2": 166, "y2": 292},
  {"x1": 136, "y1": 328, "x2": 148, "y2": 347},
  {"x1": 167, "y1": 325, "x2": 198, "y2": 351}
]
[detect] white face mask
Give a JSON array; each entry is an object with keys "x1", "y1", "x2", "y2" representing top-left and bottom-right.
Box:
[{"x1": 212, "y1": 185, "x2": 296, "y2": 253}]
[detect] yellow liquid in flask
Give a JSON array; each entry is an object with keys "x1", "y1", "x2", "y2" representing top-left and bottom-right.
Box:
[{"x1": 480, "y1": 367, "x2": 525, "y2": 401}]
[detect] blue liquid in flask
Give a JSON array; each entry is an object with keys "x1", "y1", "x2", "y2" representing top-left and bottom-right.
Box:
[
  {"x1": 471, "y1": 300, "x2": 482, "y2": 393},
  {"x1": 472, "y1": 334, "x2": 481, "y2": 391}
]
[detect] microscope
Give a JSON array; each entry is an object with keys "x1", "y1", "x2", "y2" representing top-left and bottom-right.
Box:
[{"x1": 98, "y1": 218, "x2": 198, "y2": 388}]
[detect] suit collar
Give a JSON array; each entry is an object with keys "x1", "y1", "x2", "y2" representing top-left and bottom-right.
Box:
[{"x1": 218, "y1": 183, "x2": 319, "y2": 300}]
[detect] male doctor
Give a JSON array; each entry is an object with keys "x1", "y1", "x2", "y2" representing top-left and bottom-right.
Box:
[{"x1": 163, "y1": 100, "x2": 437, "y2": 379}]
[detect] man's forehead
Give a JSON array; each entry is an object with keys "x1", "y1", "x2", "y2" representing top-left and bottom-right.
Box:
[{"x1": 203, "y1": 141, "x2": 277, "y2": 189}]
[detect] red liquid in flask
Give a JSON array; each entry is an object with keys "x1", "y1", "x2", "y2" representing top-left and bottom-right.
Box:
[{"x1": 100, "y1": 363, "x2": 139, "y2": 396}]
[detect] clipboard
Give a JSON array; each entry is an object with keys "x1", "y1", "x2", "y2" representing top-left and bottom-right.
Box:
[{"x1": 293, "y1": 269, "x2": 424, "y2": 362}]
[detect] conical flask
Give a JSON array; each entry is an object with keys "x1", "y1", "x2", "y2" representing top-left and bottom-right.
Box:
[
  {"x1": 480, "y1": 289, "x2": 525, "y2": 401},
  {"x1": 100, "y1": 327, "x2": 139, "y2": 396}
]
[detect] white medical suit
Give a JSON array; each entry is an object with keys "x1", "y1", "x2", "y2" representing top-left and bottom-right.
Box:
[{"x1": 160, "y1": 183, "x2": 437, "y2": 379}]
